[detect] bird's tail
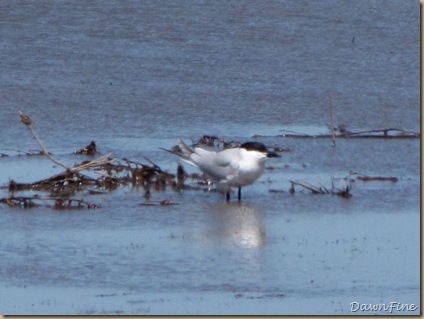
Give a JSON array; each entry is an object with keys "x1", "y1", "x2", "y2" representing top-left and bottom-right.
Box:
[
  {"x1": 160, "y1": 138, "x2": 194, "y2": 162},
  {"x1": 177, "y1": 138, "x2": 194, "y2": 158}
]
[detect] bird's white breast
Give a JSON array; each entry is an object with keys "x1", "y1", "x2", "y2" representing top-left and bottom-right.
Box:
[{"x1": 228, "y1": 149, "x2": 267, "y2": 187}]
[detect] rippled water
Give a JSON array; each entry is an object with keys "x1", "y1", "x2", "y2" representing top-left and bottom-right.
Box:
[{"x1": 0, "y1": 0, "x2": 419, "y2": 315}]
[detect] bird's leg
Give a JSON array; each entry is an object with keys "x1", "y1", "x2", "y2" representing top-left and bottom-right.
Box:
[
  {"x1": 238, "y1": 187, "x2": 241, "y2": 201},
  {"x1": 226, "y1": 189, "x2": 231, "y2": 202}
]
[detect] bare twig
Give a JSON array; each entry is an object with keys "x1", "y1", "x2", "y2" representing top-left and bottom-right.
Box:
[
  {"x1": 253, "y1": 128, "x2": 419, "y2": 139},
  {"x1": 71, "y1": 154, "x2": 114, "y2": 173},
  {"x1": 19, "y1": 111, "x2": 114, "y2": 174},
  {"x1": 289, "y1": 179, "x2": 352, "y2": 198},
  {"x1": 348, "y1": 171, "x2": 398, "y2": 183},
  {"x1": 290, "y1": 180, "x2": 327, "y2": 194},
  {"x1": 329, "y1": 96, "x2": 336, "y2": 147},
  {"x1": 141, "y1": 155, "x2": 163, "y2": 172},
  {"x1": 19, "y1": 111, "x2": 71, "y2": 170},
  {"x1": 340, "y1": 128, "x2": 419, "y2": 137}
]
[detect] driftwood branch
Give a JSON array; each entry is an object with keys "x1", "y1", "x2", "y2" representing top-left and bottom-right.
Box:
[
  {"x1": 348, "y1": 171, "x2": 398, "y2": 183},
  {"x1": 19, "y1": 111, "x2": 114, "y2": 174},
  {"x1": 253, "y1": 128, "x2": 420, "y2": 139},
  {"x1": 19, "y1": 111, "x2": 70, "y2": 170}
]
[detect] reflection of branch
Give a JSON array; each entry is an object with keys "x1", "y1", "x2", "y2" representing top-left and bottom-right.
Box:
[{"x1": 19, "y1": 111, "x2": 70, "y2": 170}]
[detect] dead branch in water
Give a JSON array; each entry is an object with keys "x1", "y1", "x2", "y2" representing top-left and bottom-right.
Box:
[
  {"x1": 2, "y1": 149, "x2": 46, "y2": 157},
  {"x1": 3, "y1": 114, "x2": 403, "y2": 209},
  {"x1": 19, "y1": 111, "x2": 70, "y2": 170},
  {"x1": 253, "y1": 128, "x2": 420, "y2": 139},
  {"x1": 347, "y1": 171, "x2": 399, "y2": 183},
  {"x1": 289, "y1": 180, "x2": 352, "y2": 198},
  {"x1": 287, "y1": 169, "x2": 400, "y2": 198},
  {"x1": 1, "y1": 112, "x2": 184, "y2": 209},
  {"x1": 8, "y1": 119, "x2": 287, "y2": 209},
  {"x1": 328, "y1": 96, "x2": 336, "y2": 147},
  {"x1": 139, "y1": 200, "x2": 179, "y2": 206},
  {"x1": 0, "y1": 195, "x2": 99, "y2": 209},
  {"x1": 19, "y1": 111, "x2": 113, "y2": 173}
]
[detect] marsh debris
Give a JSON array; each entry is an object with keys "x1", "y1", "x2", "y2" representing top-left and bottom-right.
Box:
[
  {"x1": 3, "y1": 156, "x2": 186, "y2": 209},
  {"x1": 253, "y1": 127, "x2": 420, "y2": 139},
  {"x1": 1, "y1": 112, "x2": 404, "y2": 209},
  {"x1": 196, "y1": 135, "x2": 238, "y2": 149},
  {"x1": 353, "y1": 172, "x2": 398, "y2": 183},
  {"x1": 0, "y1": 195, "x2": 99, "y2": 209},
  {"x1": 289, "y1": 180, "x2": 352, "y2": 198},
  {"x1": 74, "y1": 141, "x2": 97, "y2": 156},
  {"x1": 1, "y1": 112, "x2": 196, "y2": 210},
  {"x1": 53, "y1": 198, "x2": 100, "y2": 210},
  {"x1": 288, "y1": 171, "x2": 400, "y2": 198},
  {"x1": 139, "y1": 199, "x2": 179, "y2": 206},
  {"x1": 1, "y1": 149, "x2": 49, "y2": 157},
  {"x1": 0, "y1": 196, "x2": 38, "y2": 208}
]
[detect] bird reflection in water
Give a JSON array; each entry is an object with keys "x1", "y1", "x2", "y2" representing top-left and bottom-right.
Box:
[{"x1": 204, "y1": 202, "x2": 266, "y2": 249}]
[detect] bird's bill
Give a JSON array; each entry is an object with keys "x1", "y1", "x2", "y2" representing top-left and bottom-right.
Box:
[{"x1": 266, "y1": 150, "x2": 280, "y2": 158}]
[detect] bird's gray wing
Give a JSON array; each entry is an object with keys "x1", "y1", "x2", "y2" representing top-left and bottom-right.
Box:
[
  {"x1": 213, "y1": 148, "x2": 240, "y2": 167},
  {"x1": 194, "y1": 148, "x2": 240, "y2": 183},
  {"x1": 215, "y1": 149, "x2": 240, "y2": 180}
]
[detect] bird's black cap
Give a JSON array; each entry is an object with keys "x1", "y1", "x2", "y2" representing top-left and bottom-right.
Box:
[{"x1": 240, "y1": 142, "x2": 280, "y2": 157}]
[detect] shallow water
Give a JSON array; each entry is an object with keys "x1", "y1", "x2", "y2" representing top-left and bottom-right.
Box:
[{"x1": 0, "y1": 0, "x2": 420, "y2": 315}]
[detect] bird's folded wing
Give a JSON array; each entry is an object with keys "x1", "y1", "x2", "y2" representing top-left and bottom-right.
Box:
[
  {"x1": 211, "y1": 150, "x2": 240, "y2": 182},
  {"x1": 213, "y1": 148, "x2": 240, "y2": 167},
  {"x1": 186, "y1": 148, "x2": 234, "y2": 183}
]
